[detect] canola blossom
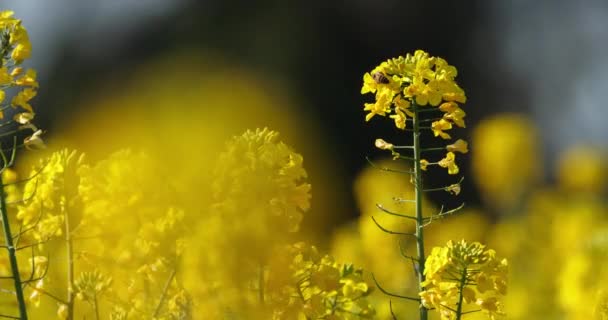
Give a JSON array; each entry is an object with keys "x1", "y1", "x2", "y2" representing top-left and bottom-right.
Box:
[
  {"x1": 421, "y1": 240, "x2": 508, "y2": 320},
  {"x1": 362, "y1": 50, "x2": 467, "y2": 176},
  {"x1": 360, "y1": 50, "x2": 508, "y2": 320},
  {"x1": 0, "y1": 10, "x2": 41, "y2": 147}
]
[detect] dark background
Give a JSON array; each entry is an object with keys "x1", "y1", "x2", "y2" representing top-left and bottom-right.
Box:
[{"x1": 5, "y1": 0, "x2": 607, "y2": 236}]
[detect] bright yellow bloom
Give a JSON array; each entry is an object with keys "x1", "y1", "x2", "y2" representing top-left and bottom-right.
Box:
[
  {"x1": 361, "y1": 50, "x2": 466, "y2": 128},
  {"x1": 432, "y1": 119, "x2": 452, "y2": 139},
  {"x1": 364, "y1": 88, "x2": 393, "y2": 121},
  {"x1": 421, "y1": 240, "x2": 508, "y2": 320},
  {"x1": 440, "y1": 101, "x2": 466, "y2": 128},
  {"x1": 269, "y1": 243, "x2": 375, "y2": 319},
  {"x1": 11, "y1": 87, "x2": 37, "y2": 112},
  {"x1": 390, "y1": 105, "x2": 407, "y2": 129},
  {"x1": 446, "y1": 139, "x2": 468, "y2": 154},
  {"x1": 9, "y1": 24, "x2": 32, "y2": 62},
  {"x1": 438, "y1": 152, "x2": 459, "y2": 175}
]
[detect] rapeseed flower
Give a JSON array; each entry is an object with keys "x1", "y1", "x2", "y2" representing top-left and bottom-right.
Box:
[{"x1": 421, "y1": 240, "x2": 508, "y2": 320}]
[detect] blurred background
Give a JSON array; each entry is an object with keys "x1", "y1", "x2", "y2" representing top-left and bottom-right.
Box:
[{"x1": 3, "y1": 0, "x2": 607, "y2": 237}]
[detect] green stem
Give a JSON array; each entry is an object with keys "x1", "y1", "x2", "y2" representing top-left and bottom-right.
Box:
[
  {"x1": 153, "y1": 268, "x2": 176, "y2": 318},
  {"x1": 0, "y1": 173, "x2": 29, "y2": 320},
  {"x1": 412, "y1": 103, "x2": 428, "y2": 320},
  {"x1": 64, "y1": 174, "x2": 75, "y2": 320},
  {"x1": 455, "y1": 267, "x2": 468, "y2": 320}
]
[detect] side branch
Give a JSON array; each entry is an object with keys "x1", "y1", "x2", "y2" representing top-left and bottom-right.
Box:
[{"x1": 371, "y1": 216, "x2": 417, "y2": 237}]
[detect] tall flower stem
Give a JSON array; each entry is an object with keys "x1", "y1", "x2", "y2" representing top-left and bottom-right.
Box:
[
  {"x1": 455, "y1": 267, "x2": 468, "y2": 320},
  {"x1": 64, "y1": 184, "x2": 75, "y2": 320},
  {"x1": 412, "y1": 103, "x2": 428, "y2": 320},
  {"x1": 0, "y1": 173, "x2": 29, "y2": 319}
]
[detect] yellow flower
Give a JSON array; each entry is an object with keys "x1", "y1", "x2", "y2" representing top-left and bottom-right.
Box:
[
  {"x1": 374, "y1": 138, "x2": 393, "y2": 150},
  {"x1": 420, "y1": 159, "x2": 429, "y2": 171},
  {"x1": 14, "y1": 112, "x2": 35, "y2": 125},
  {"x1": 442, "y1": 91, "x2": 467, "y2": 104},
  {"x1": 363, "y1": 88, "x2": 393, "y2": 121},
  {"x1": 212, "y1": 128, "x2": 311, "y2": 255},
  {"x1": 0, "y1": 66, "x2": 11, "y2": 85},
  {"x1": 10, "y1": 66, "x2": 23, "y2": 77},
  {"x1": 431, "y1": 119, "x2": 452, "y2": 140},
  {"x1": 446, "y1": 139, "x2": 468, "y2": 154},
  {"x1": 390, "y1": 106, "x2": 407, "y2": 129},
  {"x1": 14, "y1": 69, "x2": 38, "y2": 87},
  {"x1": 556, "y1": 145, "x2": 606, "y2": 194},
  {"x1": 361, "y1": 50, "x2": 466, "y2": 125},
  {"x1": 9, "y1": 24, "x2": 32, "y2": 63},
  {"x1": 444, "y1": 183, "x2": 461, "y2": 195},
  {"x1": 440, "y1": 102, "x2": 466, "y2": 128},
  {"x1": 438, "y1": 152, "x2": 459, "y2": 175},
  {"x1": 421, "y1": 240, "x2": 508, "y2": 320},
  {"x1": 471, "y1": 114, "x2": 540, "y2": 210},
  {"x1": 11, "y1": 87, "x2": 37, "y2": 112}
]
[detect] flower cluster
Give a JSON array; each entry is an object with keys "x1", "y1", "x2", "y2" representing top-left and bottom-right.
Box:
[
  {"x1": 0, "y1": 11, "x2": 42, "y2": 149},
  {"x1": 16, "y1": 150, "x2": 83, "y2": 243},
  {"x1": 213, "y1": 127, "x2": 311, "y2": 244},
  {"x1": 268, "y1": 243, "x2": 375, "y2": 319},
  {"x1": 420, "y1": 240, "x2": 508, "y2": 320},
  {"x1": 76, "y1": 149, "x2": 189, "y2": 318},
  {"x1": 361, "y1": 50, "x2": 466, "y2": 129},
  {"x1": 363, "y1": 50, "x2": 468, "y2": 178}
]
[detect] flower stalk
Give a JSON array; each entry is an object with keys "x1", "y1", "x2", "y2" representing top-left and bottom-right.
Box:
[
  {"x1": 412, "y1": 102, "x2": 428, "y2": 320},
  {"x1": 0, "y1": 170, "x2": 28, "y2": 320}
]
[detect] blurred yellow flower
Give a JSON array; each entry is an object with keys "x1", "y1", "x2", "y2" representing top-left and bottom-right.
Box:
[
  {"x1": 471, "y1": 114, "x2": 541, "y2": 212},
  {"x1": 556, "y1": 145, "x2": 606, "y2": 194}
]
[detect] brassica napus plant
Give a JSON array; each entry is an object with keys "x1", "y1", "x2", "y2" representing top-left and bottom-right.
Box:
[
  {"x1": 0, "y1": 10, "x2": 45, "y2": 320},
  {"x1": 361, "y1": 50, "x2": 507, "y2": 320},
  {"x1": 183, "y1": 128, "x2": 375, "y2": 319}
]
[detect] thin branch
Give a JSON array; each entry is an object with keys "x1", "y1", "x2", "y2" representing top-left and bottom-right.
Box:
[
  {"x1": 462, "y1": 310, "x2": 482, "y2": 315},
  {"x1": 366, "y1": 157, "x2": 414, "y2": 174},
  {"x1": 423, "y1": 203, "x2": 466, "y2": 222},
  {"x1": 393, "y1": 197, "x2": 415, "y2": 203},
  {"x1": 152, "y1": 269, "x2": 177, "y2": 318},
  {"x1": 423, "y1": 177, "x2": 465, "y2": 192},
  {"x1": 376, "y1": 203, "x2": 417, "y2": 220},
  {"x1": 389, "y1": 300, "x2": 398, "y2": 320},
  {"x1": 371, "y1": 273, "x2": 420, "y2": 302},
  {"x1": 371, "y1": 216, "x2": 417, "y2": 237},
  {"x1": 25, "y1": 282, "x2": 67, "y2": 304}
]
